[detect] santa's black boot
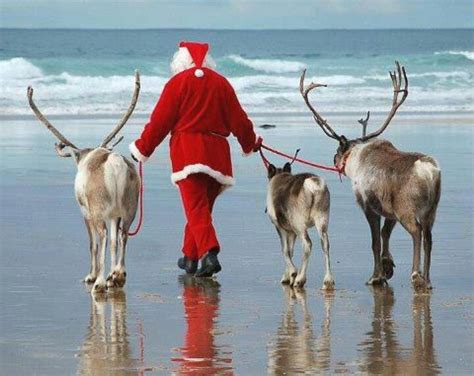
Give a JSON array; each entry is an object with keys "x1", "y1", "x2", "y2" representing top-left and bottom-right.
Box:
[
  {"x1": 177, "y1": 256, "x2": 198, "y2": 274},
  {"x1": 195, "y1": 248, "x2": 221, "y2": 278}
]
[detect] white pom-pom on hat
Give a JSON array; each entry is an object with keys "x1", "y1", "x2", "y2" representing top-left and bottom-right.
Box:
[{"x1": 194, "y1": 69, "x2": 204, "y2": 78}]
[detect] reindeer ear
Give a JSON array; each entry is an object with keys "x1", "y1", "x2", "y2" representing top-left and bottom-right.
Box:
[
  {"x1": 283, "y1": 162, "x2": 292, "y2": 173},
  {"x1": 268, "y1": 164, "x2": 277, "y2": 179},
  {"x1": 71, "y1": 149, "x2": 82, "y2": 163}
]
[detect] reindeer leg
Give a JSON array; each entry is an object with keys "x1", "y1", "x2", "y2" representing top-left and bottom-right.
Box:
[
  {"x1": 316, "y1": 219, "x2": 334, "y2": 290},
  {"x1": 92, "y1": 220, "x2": 108, "y2": 294},
  {"x1": 286, "y1": 231, "x2": 298, "y2": 286},
  {"x1": 295, "y1": 231, "x2": 312, "y2": 289},
  {"x1": 364, "y1": 208, "x2": 385, "y2": 285},
  {"x1": 398, "y1": 214, "x2": 425, "y2": 290},
  {"x1": 422, "y1": 225, "x2": 433, "y2": 289},
  {"x1": 108, "y1": 218, "x2": 129, "y2": 289},
  {"x1": 381, "y1": 219, "x2": 397, "y2": 280},
  {"x1": 84, "y1": 218, "x2": 98, "y2": 284},
  {"x1": 278, "y1": 228, "x2": 297, "y2": 286},
  {"x1": 106, "y1": 218, "x2": 120, "y2": 288}
]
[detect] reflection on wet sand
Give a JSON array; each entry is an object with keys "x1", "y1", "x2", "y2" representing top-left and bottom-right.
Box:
[
  {"x1": 76, "y1": 290, "x2": 144, "y2": 375},
  {"x1": 358, "y1": 287, "x2": 441, "y2": 375},
  {"x1": 267, "y1": 287, "x2": 334, "y2": 375},
  {"x1": 172, "y1": 276, "x2": 233, "y2": 375}
]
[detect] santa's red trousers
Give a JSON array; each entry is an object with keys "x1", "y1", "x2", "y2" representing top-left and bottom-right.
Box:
[{"x1": 178, "y1": 173, "x2": 222, "y2": 260}]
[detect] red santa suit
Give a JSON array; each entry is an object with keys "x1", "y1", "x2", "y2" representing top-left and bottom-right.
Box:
[{"x1": 130, "y1": 42, "x2": 259, "y2": 261}]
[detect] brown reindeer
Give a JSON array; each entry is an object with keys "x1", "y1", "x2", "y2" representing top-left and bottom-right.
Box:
[
  {"x1": 27, "y1": 71, "x2": 141, "y2": 294},
  {"x1": 300, "y1": 62, "x2": 441, "y2": 290}
]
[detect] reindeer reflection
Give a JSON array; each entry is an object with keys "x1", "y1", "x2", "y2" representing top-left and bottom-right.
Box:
[
  {"x1": 172, "y1": 276, "x2": 233, "y2": 375},
  {"x1": 358, "y1": 287, "x2": 440, "y2": 375},
  {"x1": 77, "y1": 290, "x2": 144, "y2": 375},
  {"x1": 267, "y1": 287, "x2": 333, "y2": 374}
]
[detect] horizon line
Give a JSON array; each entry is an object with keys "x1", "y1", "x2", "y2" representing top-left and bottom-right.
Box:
[{"x1": 1, "y1": 27, "x2": 473, "y2": 32}]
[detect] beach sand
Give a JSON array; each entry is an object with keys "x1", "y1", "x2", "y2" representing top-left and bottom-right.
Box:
[{"x1": 0, "y1": 114, "x2": 473, "y2": 374}]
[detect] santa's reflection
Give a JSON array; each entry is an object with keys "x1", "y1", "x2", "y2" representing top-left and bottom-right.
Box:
[
  {"x1": 358, "y1": 287, "x2": 440, "y2": 375},
  {"x1": 172, "y1": 275, "x2": 233, "y2": 375},
  {"x1": 77, "y1": 290, "x2": 144, "y2": 375},
  {"x1": 267, "y1": 287, "x2": 333, "y2": 374}
]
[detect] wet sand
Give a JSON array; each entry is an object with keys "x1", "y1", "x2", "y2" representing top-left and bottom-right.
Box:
[{"x1": 0, "y1": 114, "x2": 473, "y2": 374}]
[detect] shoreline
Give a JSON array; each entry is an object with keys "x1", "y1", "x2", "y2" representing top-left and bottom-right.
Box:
[{"x1": 4, "y1": 111, "x2": 473, "y2": 126}]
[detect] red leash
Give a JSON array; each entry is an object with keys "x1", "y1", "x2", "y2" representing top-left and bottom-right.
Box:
[
  {"x1": 259, "y1": 143, "x2": 343, "y2": 176},
  {"x1": 122, "y1": 161, "x2": 144, "y2": 236}
]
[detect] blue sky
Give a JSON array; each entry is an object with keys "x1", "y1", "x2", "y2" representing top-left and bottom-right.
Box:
[{"x1": 1, "y1": 0, "x2": 473, "y2": 29}]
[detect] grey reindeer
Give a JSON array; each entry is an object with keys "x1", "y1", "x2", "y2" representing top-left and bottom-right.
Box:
[
  {"x1": 266, "y1": 154, "x2": 335, "y2": 290},
  {"x1": 27, "y1": 71, "x2": 141, "y2": 294},
  {"x1": 300, "y1": 62, "x2": 441, "y2": 290}
]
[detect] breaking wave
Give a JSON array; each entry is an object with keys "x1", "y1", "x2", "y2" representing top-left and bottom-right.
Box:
[
  {"x1": 434, "y1": 50, "x2": 474, "y2": 61},
  {"x1": 228, "y1": 55, "x2": 306, "y2": 73},
  {"x1": 0, "y1": 57, "x2": 43, "y2": 79},
  {"x1": 1, "y1": 57, "x2": 473, "y2": 115}
]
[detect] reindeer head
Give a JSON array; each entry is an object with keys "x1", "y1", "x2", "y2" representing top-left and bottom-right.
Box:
[
  {"x1": 27, "y1": 71, "x2": 141, "y2": 166},
  {"x1": 267, "y1": 149, "x2": 300, "y2": 180},
  {"x1": 300, "y1": 62, "x2": 408, "y2": 169}
]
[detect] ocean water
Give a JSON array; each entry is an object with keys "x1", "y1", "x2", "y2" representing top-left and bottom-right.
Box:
[{"x1": 1, "y1": 28, "x2": 473, "y2": 116}]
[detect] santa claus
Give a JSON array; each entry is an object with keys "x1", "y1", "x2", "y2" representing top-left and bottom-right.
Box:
[{"x1": 130, "y1": 41, "x2": 261, "y2": 278}]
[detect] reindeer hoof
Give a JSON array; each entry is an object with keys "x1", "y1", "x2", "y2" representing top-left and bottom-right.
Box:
[
  {"x1": 322, "y1": 276, "x2": 335, "y2": 291},
  {"x1": 294, "y1": 276, "x2": 307, "y2": 289},
  {"x1": 411, "y1": 272, "x2": 427, "y2": 290},
  {"x1": 366, "y1": 276, "x2": 387, "y2": 286},
  {"x1": 281, "y1": 273, "x2": 291, "y2": 285},
  {"x1": 289, "y1": 271, "x2": 298, "y2": 287},
  {"x1": 382, "y1": 257, "x2": 396, "y2": 280},
  {"x1": 84, "y1": 274, "x2": 97, "y2": 284},
  {"x1": 92, "y1": 278, "x2": 107, "y2": 294},
  {"x1": 106, "y1": 269, "x2": 127, "y2": 288}
]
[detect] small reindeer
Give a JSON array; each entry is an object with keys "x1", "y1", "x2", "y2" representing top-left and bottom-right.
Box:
[
  {"x1": 27, "y1": 71, "x2": 141, "y2": 293},
  {"x1": 266, "y1": 154, "x2": 335, "y2": 290},
  {"x1": 300, "y1": 62, "x2": 441, "y2": 290}
]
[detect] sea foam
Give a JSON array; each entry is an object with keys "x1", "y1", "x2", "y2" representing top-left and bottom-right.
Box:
[
  {"x1": 434, "y1": 50, "x2": 474, "y2": 61},
  {"x1": 228, "y1": 55, "x2": 306, "y2": 73}
]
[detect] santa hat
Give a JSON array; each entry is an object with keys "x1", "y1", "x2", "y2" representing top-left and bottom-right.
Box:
[{"x1": 179, "y1": 41, "x2": 209, "y2": 78}]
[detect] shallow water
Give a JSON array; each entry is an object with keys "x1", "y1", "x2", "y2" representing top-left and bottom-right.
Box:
[{"x1": 0, "y1": 115, "x2": 473, "y2": 374}]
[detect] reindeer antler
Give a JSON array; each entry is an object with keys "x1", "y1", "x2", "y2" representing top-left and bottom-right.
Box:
[
  {"x1": 27, "y1": 86, "x2": 79, "y2": 155},
  {"x1": 299, "y1": 69, "x2": 340, "y2": 141},
  {"x1": 100, "y1": 70, "x2": 141, "y2": 148},
  {"x1": 362, "y1": 61, "x2": 408, "y2": 141},
  {"x1": 358, "y1": 111, "x2": 370, "y2": 137}
]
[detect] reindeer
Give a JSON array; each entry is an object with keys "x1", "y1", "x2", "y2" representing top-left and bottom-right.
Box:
[
  {"x1": 300, "y1": 62, "x2": 441, "y2": 290},
  {"x1": 266, "y1": 155, "x2": 335, "y2": 290},
  {"x1": 27, "y1": 71, "x2": 141, "y2": 293}
]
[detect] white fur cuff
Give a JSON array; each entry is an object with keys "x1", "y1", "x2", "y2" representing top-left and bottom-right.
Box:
[
  {"x1": 171, "y1": 164, "x2": 235, "y2": 186},
  {"x1": 129, "y1": 142, "x2": 149, "y2": 163}
]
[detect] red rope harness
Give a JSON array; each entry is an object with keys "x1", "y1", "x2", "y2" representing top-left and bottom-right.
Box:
[
  {"x1": 123, "y1": 161, "x2": 144, "y2": 236},
  {"x1": 259, "y1": 143, "x2": 343, "y2": 177}
]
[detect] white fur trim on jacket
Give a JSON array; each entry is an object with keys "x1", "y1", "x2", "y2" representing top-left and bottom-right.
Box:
[
  {"x1": 129, "y1": 142, "x2": 149, "y2": 163},
  {"x1": 171, "y1": 164, "x2": 235, "y2": 186},
  {"x1": 242, "y1": 133, "x2": 261, "y2": 157}
]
